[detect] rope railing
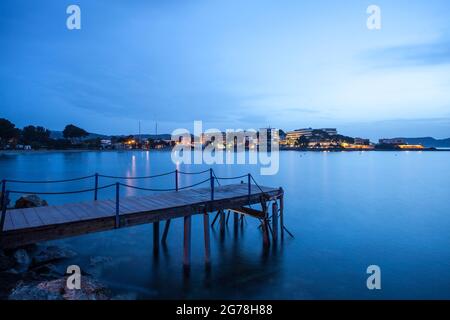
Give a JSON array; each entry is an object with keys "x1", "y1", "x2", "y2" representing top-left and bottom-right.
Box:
[
  {"x1": 1, "y1": 171, "x2": 258, "y2": 198},
  {"x1": 250, "y1": 175, "x2": 267, "y2": 194},
  {"x1": 3, "y1": 169, "x2": 211, "y2": 184},
  {"x1": 0, "y1": 168, "x2": 269, "y2": 232},
  {"x1": 0, "y1": 170, "x2": 265, "y2": 199},
  {"x1": 6, "y1": 183, "x2": 117, "y2": 196},
  {"x1": 211, "y1": 170, "x2": 221, "y2": 187},
  {"x1": 213, "y1": 174, "x2": 249, "y2": 181},
  {"x1": 177, "y1": 169, "x2": 211, "y2": 175},
  {"x1": 4, "y1": 174, "x2": 96, "y2": 184},
  {"x1": 99, "y1": 171, "x2": 176, "y2": 180},
  {"x1": 119, "y1": 178, "x2": 210, "y2": 192}
]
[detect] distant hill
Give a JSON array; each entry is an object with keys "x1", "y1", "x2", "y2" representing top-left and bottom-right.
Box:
[
  {"x1": 50, "y1": 131, "x2": 109, "y2": 140},
  {"x1": 401, "y1": 137, "x2": 450, "y2": 148}
]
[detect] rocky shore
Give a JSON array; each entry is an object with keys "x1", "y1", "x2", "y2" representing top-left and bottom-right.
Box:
[
  {"x1": 0, "y1": 195, "x2": 117, "y2": 300},
  {"x1": 0, "y1": 243, "x2": 114, "y2": 300}
]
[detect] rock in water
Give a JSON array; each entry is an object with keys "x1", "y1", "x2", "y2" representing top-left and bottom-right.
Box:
[
  {"x1": 9, "y1": 277, "x2": 110, "y2": 300},
  {"x1": 9, "y1": 281, "x2": 63, "y2": 300},
  {"x1": 62, "y1": 277, "x2": 110, "y2": 300},
  {"x1": 13, "y1": 249, "x2": 31, "y2": 272},
  {"x1": 32, "y1": 246, "x2": 77, "y2": 266},
  {"x1": 14, "y1": 195, "x2": 48, "y2": 209}
]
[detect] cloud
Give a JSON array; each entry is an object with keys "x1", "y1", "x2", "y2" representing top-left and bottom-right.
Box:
[
  {"x1": 282, "y1": 107, "x2": 319, "y2": 114},
  {"x1": 364, "y1": 36, "x2": 450, "y2": 68}
]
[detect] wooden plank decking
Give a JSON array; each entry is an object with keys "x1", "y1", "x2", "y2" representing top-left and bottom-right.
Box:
[{"x1": 0, "y1": 183, "x2": 282, "y2": 249}]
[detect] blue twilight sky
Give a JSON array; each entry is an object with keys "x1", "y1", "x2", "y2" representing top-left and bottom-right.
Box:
[{"x1": 1, "y1": 0, "x2": 450, "y2": 139}]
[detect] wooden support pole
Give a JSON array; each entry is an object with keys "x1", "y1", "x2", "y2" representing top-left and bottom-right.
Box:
[
  {"x1": 161, "y1": 219, "x2": 171, "y2": 244},
  {"x1": 261, "y1": 200, "x2": 270, "y2": 247},
  {"x1": 219, "y1": 209, "x2": 225, "y2": 232},
  {"x1": 211, "y1": 211, "x2": 220, "y2": 227},
  {"x1": 203, "y1": 211, "x2": 211, "y2": 265},
  {"x1": 279, "y1": 189, "x2": 284, "y2": 239},
  {"x1": 153, "y1": 221, "x2": 160, "y2": 254},
  {"x1": 183, "y1": 215, "x2": 192, "y2": 268},
  {"x1": 272, "y1": 201, "x2": 278, "y2": 241},
  {"x1": 225, "y1": 210, "x2": 231, "y2": 225},
  {"x1": 233, "y1": 212, "x2": 239, "y2": 230},
  {"x1": 262, "y1": 220, "x2": 270, "y2": 247}
]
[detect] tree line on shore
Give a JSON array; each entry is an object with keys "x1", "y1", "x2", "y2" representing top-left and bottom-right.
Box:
[
  {"x1": 0, "y1": 118, "x2": 93, "y2": 150},
  {"x1": 0, "y1": 118, "x2": 172, "y2": 150}
]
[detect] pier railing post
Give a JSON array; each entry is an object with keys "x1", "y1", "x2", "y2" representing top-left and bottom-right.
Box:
[
  {"x1": 247, "y1": 174, "x2": 251, "y2": 204},
  {"x1": 162, "y1": 170, "x2": 178, "y2": 243},
  {"x1": 94, "y1": 173, "x2": 99, "y2": 201},
  {"x1": 0, "y1": 190, "x2": 9, "y2": 233},
  {"x1": 210, "y1": 168, "x2": 214, "y2": 201},
  {"x1": 0, "y1": 179, "x2": 6, "y2": 215},
  {"x1": 115, "y1": 183, "x2": 120, "y2": 228}
]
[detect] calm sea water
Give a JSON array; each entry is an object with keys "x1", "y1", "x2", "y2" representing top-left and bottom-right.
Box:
[{"x1": 1, "y1": 150, "x2": 449, "y2": 299}]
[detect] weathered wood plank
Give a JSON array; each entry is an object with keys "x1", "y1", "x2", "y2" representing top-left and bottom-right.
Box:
[
  {"x1": 51, "y1": 206, "x2": 81, "y2": 223},
  {"x1": 21, "y1": 207, "x2": 45, "y2": 227},
  {"x1": 35, "y1": 206, "x2": 67, "y2": 225},
  {"x1": 4, "y1": 211, "x2": 15, "y2": 231},
  {"x1": 10, "y1": 210, "x2": 29, "y2": 229},
  {"x1": 30, "y1": 207, "x2": 55, "y2": 226}
]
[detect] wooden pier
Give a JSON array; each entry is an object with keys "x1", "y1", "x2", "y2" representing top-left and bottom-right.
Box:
[{"x1": 0, "y1": 170, "x2": 285, "y2": 267}]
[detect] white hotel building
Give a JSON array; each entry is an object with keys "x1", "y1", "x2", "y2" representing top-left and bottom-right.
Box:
[{"x1": 285, "y1": 128, "x2": 337, "y2": 145}]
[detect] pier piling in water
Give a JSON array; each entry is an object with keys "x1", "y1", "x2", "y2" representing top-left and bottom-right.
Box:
[
  {"x1": 233, "y1": 212, "x2": 239, "y2": 230},
  {"x1": 279, "y1": 188, "x2": 285, "y2": 239},
  {"x1": 203, "y1": 211, "x2": 211, "y2": 265},
  {"x1": 161, "y1": 219, "x2": 171, "y2": 244},
  {"x1": 219, "y1": 210, "x2": 225, "y2": 232},
  {"x1": 183, "y1": 215, "x2": 192, "y2": 268},
  {"x1": 272, "y1": 201, "x2": 278, "y2": 241},
  {"x1": 153, "y1": 222, "x2": 160, "y2": 254},
  {"x1": 261, "y1": 200, "x2": 271, "y2": 247}
]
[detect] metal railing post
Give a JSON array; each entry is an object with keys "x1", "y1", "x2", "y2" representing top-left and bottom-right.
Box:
[
  {"x1": 248, "y1": 173, "x2": 251, "y2": 203},
  {"x1": 94, "y1": 173, "x2": 99, "y2": 201},
  {"x1": 175, "y1": 169, "x2": 179, "y2": 191},
  {"x1": 0, "y1": 190, "x2": 9, "y2": 233},
  {"x1": 0, "y1": 179, "x2": 5, "y2": 214},
  {"x1": 115, "y1": 183, "x2": 120, "y2": 228},
  {"x1": 210, "y1": 169, "x2": 214, "y2": 201}
]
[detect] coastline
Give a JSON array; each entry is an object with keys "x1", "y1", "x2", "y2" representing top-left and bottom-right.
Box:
[{"x1": 1, "y1": 148, "x2": 449, "y2": 155}]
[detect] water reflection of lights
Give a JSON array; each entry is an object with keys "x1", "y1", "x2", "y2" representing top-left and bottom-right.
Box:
[{"x1": 124, "y1": 154, "x2": 138, "y2": 197}]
